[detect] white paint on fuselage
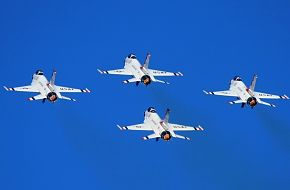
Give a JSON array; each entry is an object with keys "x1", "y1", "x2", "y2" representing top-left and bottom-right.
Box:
[
  {"x1": 230, "y1": 80, "x2": 252, "y2": 101},
  {"x1": 31, "y1": 74, "x2": 53, "y2": 97},
  {"x1": 144, "y1": 111, "x2": 168, "y2": 136},
  {"x1": 124, "y1": 57, "x2": 153, "y2": 80}
]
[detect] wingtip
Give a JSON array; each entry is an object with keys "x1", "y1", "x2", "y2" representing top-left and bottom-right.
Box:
[
  {"x1": 117, "y1": 125, "x2": 122, "y2": 130},
  {"x1": 203, "y1": 90, "x2": 209, "y2": 94},
  {"x1": 3, "y1": 86, "x2": 8, "y2": 91},
  {"x1": 283, "y1": 95, "x2": 289, "y2": 99},
  {"x1": 198, "y1": 125, "x2": 204, "y2": 131},
  {"x1": 82, "y1": 88, "x2": 91, "y2": 93},
  {"x1": 97, "y1": 69, "x2": 103, "y2": 74}
]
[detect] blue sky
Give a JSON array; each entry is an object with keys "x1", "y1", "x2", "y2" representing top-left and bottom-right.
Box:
[{"x1": 1, "y1": 0, "x2": 290, "y2": 190}]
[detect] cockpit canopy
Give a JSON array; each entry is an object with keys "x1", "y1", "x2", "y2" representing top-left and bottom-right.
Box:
[
  {"x1": 147, "y1": 107, "x2": 156, "y2": 113},
  {"x1": 127, "y1": 54, "x2": 137, "y2": 59},
  {"x1": 233, "y1": 76, "x2": 242, "y2": 81},
  {"x1": 35, "y1": 70, "x2": 44, "y2": 75}
]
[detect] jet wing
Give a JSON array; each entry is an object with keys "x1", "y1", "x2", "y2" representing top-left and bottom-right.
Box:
[
  {"x1": 117, "y1": 124, "x2": 152, "y2": 131},
  {"x1": 203, "y1": 90, "x2": 238, "y2": 97},
  {"x1": 148, "y1": 69, "x2": 183, "y2": 77},
  {"x1": 170, "y1": 124, "x2": 204, "y2": 131},
  {"x1": 98, "y1": 69, "x2": 132, "y2": 75},
  {"x1": 254, "y1": 92, "x2": 289, "y2": 100},
  {"x1": 4, "y1": 85, "x2": 39, "y2": 93},
  {"x1": 55, "y1": 86, "x2": 90, "y2": 93}
]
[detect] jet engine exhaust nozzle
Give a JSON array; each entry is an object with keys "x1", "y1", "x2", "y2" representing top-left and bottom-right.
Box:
[
  {"x1": 47, "y1": 92, "x2": 58, "y2": 102},
  {"x1": 161, "y1": 131, "x2": 172, "y2": 141},
  {"x1": 141, "y1": 75, "x2": 152, "y2": 85},
  {"x1": 247, "y1": 97, "x2": 257, "y2": 107}
]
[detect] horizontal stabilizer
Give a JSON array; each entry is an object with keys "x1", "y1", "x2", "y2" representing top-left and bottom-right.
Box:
[
  {"x1": 229, "y1": 100, "x2": 246, "y2": 104},
  {"x1": 257, "y1": 99, "x2": 276, "y2": 107},
  {"x1": 142, "y1": 133, "x2": 160, "y2": 140},
  {"x1": 173, "y1": 134, "x2": 191, "y2": 140},
  {"x1": 27, "y1": 94, "x2": 46, "y2": 101},
  {"x1": 59, "y1": 96, "x2": 77, "y2": 102},
  {"x1": 123, "y1": 78, "x2": 140, "y2": 84},
  {"x1": 153, "y1": 79, "x2": 170, "y2": 84}
]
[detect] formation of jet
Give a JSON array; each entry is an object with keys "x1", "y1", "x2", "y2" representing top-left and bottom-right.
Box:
[
  {"x1": 204, "y1": 75, "x2": 289, "y2": 108},
  {"x1": 98, "y1": 53, "x2": 183, "y2": 86},
  {"x1": 117, "y1": 107, "x2": 204, "y2": 141},
  {"x1": 4, "y1": 70, "x2": 90, "y2": 103},
  {"x1": 3, "y1": 54, "x2": 289, "y2": 141}
]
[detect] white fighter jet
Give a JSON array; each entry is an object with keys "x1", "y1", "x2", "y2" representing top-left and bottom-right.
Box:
[
  {"x1": 117, "y1": 107, "x2": 204, "y2": 141},
  {"x1": 98, "y1": 53, "x2": 183, "y2": 86},
  {"x1": 4, "y1": 70, "x2": 90, "y2": 103},
  {"x1": 203, "y1": 75, "x2": 289, "y2": 108}
]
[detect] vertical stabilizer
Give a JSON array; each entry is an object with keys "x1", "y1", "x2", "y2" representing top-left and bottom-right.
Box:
[
  {"x1": 143, "y1": 52, "x2": 151, "y2": 69},
  {"x1": 164, "y1": 108, "x2": 170, "y2": 124},
  {"x1": 50, "y1": 69, "x2": 57, "y2": 86},
  {"x1": 250, "y1": 74, "x2": 258, "y2": 91}
]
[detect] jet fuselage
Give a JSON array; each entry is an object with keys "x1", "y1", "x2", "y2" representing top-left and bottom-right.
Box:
[
  {"x1": 144, "y1": 110, "x2": 171, "y2": 140},
  {"x1": 230, "y1": 79, "x2": 257, "y2": 107}
]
